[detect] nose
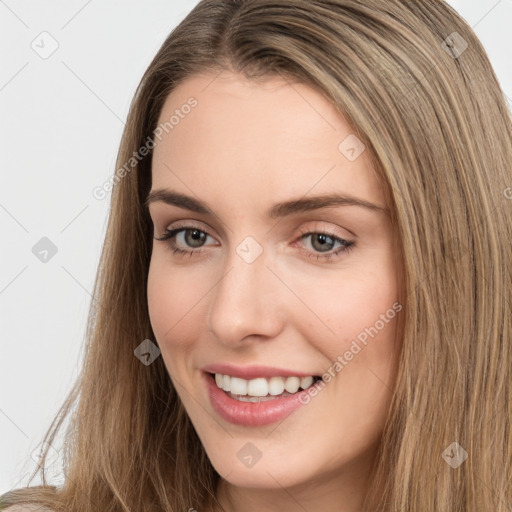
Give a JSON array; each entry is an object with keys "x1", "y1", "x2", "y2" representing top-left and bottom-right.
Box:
[{"x1": 206, "y1": 240, "x2": 285, "y2": 347}]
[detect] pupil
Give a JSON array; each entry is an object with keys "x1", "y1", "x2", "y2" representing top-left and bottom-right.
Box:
[
  {"x1": 187, "y1": 229, "x2": 205, "y2": 247},
  {"x1": 313, "y1": 234, "x2": 333, "y2": 252}
]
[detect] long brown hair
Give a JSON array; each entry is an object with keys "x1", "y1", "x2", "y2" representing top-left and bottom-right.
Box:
[{"x1": 2, "y1": 1, "x2": 511, "y2": 510}]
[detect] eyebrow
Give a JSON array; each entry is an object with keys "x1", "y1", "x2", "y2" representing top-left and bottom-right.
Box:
[{"x1": 144, "y1": 189, "x2": 389, "y2": 218}]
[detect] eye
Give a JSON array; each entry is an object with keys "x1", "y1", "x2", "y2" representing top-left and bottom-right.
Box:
[
  {"x1": 155, "y1": 224, "x2": 355, "y2": 262},
  {"x1": 294, "y1": 228, "x2": 355, "y2": 262},
  {"x1": 155, "y1": 224, "x2": 216, "y2": 256}
]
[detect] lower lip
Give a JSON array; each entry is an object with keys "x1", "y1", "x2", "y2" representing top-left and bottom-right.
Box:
[{"x1": 203, "y1": 372, "x2": 308, "y2": 427}]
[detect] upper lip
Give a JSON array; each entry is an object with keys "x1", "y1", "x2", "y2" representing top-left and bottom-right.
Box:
[{"x1": 202, "y1": 363, "x2": 319, "y2": 380}]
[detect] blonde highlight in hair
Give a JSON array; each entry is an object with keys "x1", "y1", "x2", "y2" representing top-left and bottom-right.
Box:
[{"x1": 2, "y1": 1, "x2": 511, "y2": 511}]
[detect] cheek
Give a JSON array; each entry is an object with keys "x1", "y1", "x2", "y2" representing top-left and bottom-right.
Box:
[
  {"x1": 295, "y1": 267, "x2": 399, "y2": 352},
  {"x1": 146, "y1": 257, "x2": 209, "y2": 364},
  {"x1": 310, "y1": 275, "x2": 401, "y2": 428}
]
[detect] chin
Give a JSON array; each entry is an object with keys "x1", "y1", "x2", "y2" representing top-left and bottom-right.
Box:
[{"x1": 203, "y1": 442, "x2": 313, "y2": 490}]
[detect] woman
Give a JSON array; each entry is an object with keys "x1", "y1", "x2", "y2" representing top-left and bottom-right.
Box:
[{"x1": 2, "y1": 0, "x2": 511, "y2": 511}]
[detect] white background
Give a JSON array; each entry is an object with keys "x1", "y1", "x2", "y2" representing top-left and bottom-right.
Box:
[{"x1": 1, "y1": 0, "x2": 511, "y2": 493}]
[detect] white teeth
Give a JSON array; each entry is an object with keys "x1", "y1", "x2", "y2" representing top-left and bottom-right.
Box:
[
  {"x1": 213, "y1": 373, "x2": 317, "y2": 398},
  {"x1": 268, "y1": 376, "x2": 285, "y2": 396},
  {"x1": 222, "y1": 374, "x2": 231, "y2": 392},
  {"x1": 247, "y1": 378, "x2": 269, "y2": 397},
  {"x1": 284, "y1": 376, "x2": 300, "y2": 393},
  {"x1": 230, "y1": 377, "x2": 248, "y2": 395},
  {"x1": 300, "y1": 376, "x2": 314, "y2": 389}
]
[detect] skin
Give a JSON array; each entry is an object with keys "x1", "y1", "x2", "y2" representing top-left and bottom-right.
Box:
[{"x1": 147, "y1": 70, "x2": 403, "y2": 512}]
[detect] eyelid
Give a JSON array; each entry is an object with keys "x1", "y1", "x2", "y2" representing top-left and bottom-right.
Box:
[
  {"x1": 156, "y1": 220, "x2": 355, "y2": 262},
  {"x1": 157, "y1": 220, "x2": 352, "y2": 242},
  {"x1": 157, "y1": 222, "x2": 220, "y2": 249},
  {"x1": 295, "y1": 223, "x2": 353, "y2": 242},
  {"x1": 157, "y1": 220, "x2": 216, "y2": 238}
]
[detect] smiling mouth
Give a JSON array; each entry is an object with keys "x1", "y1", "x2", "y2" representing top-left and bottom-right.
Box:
[{"x1": 208, "y1": 372, "x2": 322, "y2": 402}]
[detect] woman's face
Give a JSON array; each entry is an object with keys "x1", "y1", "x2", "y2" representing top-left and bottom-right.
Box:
[{"x1": 147, "y1": 71, "x2": 402, "y2": 509}]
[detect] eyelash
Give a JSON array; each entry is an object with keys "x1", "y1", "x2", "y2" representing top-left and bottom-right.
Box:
[{"x1": 155, "y1": 224, "x2": 355, "y2": 262}]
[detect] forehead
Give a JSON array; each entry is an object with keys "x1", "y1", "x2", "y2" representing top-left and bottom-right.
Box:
[{"x1": 151, "y1": 71, "x2": 384, "y2": 211}]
